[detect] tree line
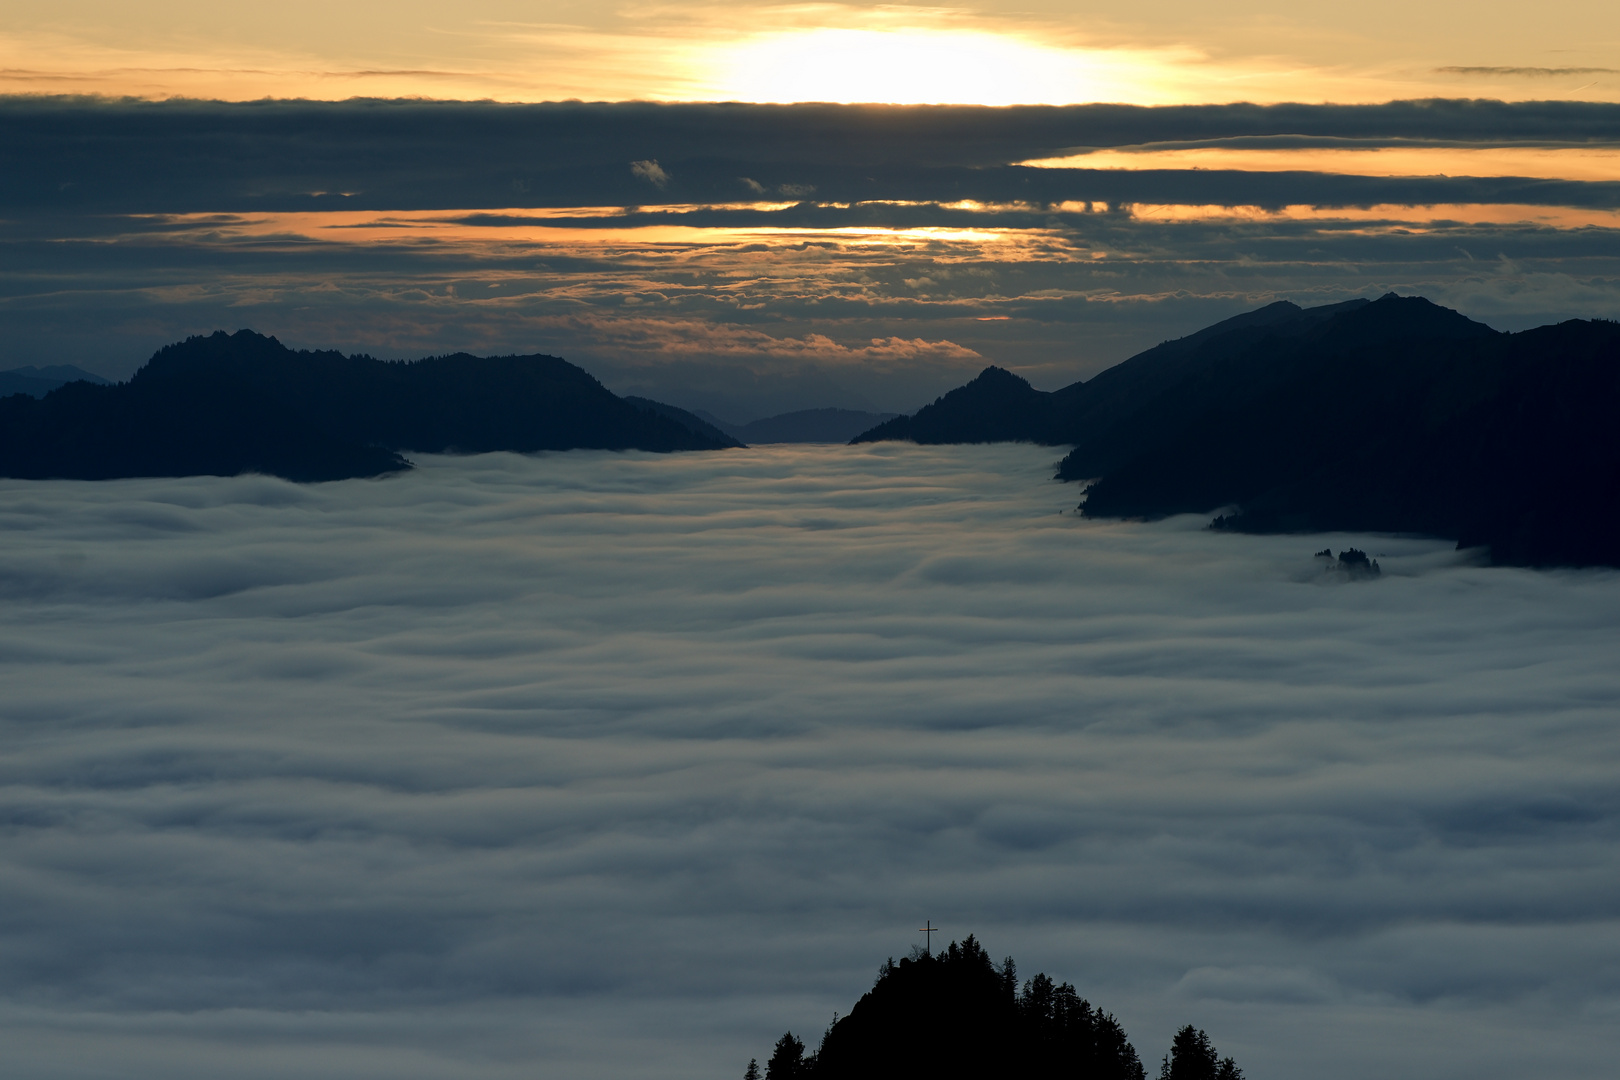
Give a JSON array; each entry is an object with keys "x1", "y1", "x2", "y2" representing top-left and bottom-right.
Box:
[{"x1": 745, "y1": 936, "x2": 1242, "y2": 1080}]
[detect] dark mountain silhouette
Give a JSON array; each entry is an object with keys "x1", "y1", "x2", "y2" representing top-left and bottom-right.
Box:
[
  {"x1": 756, "y1": 936, "x2": 1241, "y2": 1080},
  {"x1": 622, "y1": 396, "x2": 745, "y2": 447},
  {"x1": 856, "y1": 367, "x2": 1050, "y2": 445},
  {"x1": 0, "y1": 364, "x2": 112, "y2": 399},
  {"x1": 1046, "y1": 297, "x2": 1391, "y2": 478},
  {"x1": 698, "y1": 407, "x2": 902, "y2": 444},
  {"x1": 852, "y1": 294, "x2": 1620, "y2": 567},
  {"x1": 0, "y1": 331, "x2": 734, "y2": 482}
]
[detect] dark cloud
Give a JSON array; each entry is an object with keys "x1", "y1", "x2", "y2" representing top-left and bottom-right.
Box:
[
  {"x1": 6, "y1": 97, "x2": 1620, "y2": 213},
  {"x1": 1436, "y1": 66, "x2": 1620, "y2": 77},
  {"x1": 1, "y1": 445, "x2": 1618, "y2": 1078}
]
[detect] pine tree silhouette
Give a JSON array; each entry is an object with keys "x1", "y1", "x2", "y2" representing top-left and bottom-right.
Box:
[
  {"x1": 766, "y1": 1032, "x2": 806, "y2": 1080},
  {"x1": 1159, "y1": 1025, "x2": 1243, "y2": 1080}
]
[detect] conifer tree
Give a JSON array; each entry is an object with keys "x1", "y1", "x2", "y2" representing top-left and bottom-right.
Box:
[
  {"x1": 766, "y1": 1032, "x2": 805, "y2": 1080},
  {"x1": 1159, "y1": 1025, "x2": 1242, "y2": 1080}
]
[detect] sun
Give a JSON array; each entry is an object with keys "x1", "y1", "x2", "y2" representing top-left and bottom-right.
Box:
[{"x1": 700, "y1": 27, "x2": 1162, "y2": 105}]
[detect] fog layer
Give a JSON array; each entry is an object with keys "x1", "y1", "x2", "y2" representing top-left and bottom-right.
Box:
[{"x1": 1, "y1": 445, "x2": 1616, "y2": 1079}]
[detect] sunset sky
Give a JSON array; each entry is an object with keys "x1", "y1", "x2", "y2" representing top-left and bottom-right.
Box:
[
  {"x1": 5, "y1": 0, "x2": 1619, "y2": 105},
  {"x1": 4, "y1": 1, "x2": 1618, "y2": 417}
]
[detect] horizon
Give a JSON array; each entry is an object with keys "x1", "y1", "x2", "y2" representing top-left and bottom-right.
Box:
[
  {"x1": 0, "y1": 289, "x2": 1555, "y2": 426},
  {"x1": 5, "y1": 95, "x2": 1618, "y2": 419}
]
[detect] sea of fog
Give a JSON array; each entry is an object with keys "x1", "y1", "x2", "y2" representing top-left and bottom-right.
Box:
[{"x1": 1, "y1": 444, "x2": 1616, "y2": 1080}]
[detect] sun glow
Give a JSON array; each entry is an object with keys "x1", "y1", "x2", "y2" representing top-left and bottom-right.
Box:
[{"x1": 700, "y1": 27, "x2": 1174, "y2": 105}]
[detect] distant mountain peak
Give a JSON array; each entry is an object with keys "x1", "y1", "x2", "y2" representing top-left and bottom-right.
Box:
[
  {"x1": 734, "y1": 408, "x2": 901, "y2": 444},
  {"x1": 0, "y1": 363, "x2": 114, "y2": 399},
  {"x1": 967, "y1": 365, "x2": 1031, "y2": 386}
]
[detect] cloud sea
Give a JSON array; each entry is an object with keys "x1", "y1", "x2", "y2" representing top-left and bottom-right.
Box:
[{"x1": 1, "y1": 443, "x2": 1617, "y2": 1079}]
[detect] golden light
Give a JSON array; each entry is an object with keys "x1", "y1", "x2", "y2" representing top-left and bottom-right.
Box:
[
  {"x1": 1022, "y1": 145, "x2": 1620, "y2": 184},
  {"x1": 698, "y1": 27, "x2": 1175, "y2": 105},
  {"x1": 4, "y1": 2, "x2": 1620, "y2": 104},
  {"x1": 117, "y1": 209, "x2": 1047, "y2": 257}
]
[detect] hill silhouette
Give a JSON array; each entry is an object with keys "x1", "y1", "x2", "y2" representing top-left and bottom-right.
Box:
[
  {"x1": 0, "y1": 331, "x2": 734, "y2": 481},
  {"x1": 622, "y1": 396, "x2": 745, "y2": 447},
  {"x1": 697, "y1": 407, "x2": 902, "y2": 445},
  {"x1": 753, "y1": 936, "x2": 1241, "y2": 1080},
  {"x1": 852, "y1": 294, "x2": 1620, "y2": 567},
  {"x1": 0, "y1": 363, "x2": 111, "y2": 399},
  {"x1": 856, "y1": 368, "x2": 1050, "y2": 445}
]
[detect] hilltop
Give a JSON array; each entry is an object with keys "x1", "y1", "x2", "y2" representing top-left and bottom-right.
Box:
[{"x1": 752, "y1": 936, "x2": 1240, "y2": 1080}]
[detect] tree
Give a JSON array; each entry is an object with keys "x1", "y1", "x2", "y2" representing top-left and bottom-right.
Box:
[
  {"x1": 766, "y1": 1032, "x2": 805, "y2": 1080},
  {"x1": 1019, "y1": 971, "x2": 1144, "y2": 1080},
  {"x1": 744, "y1": 1058, "x2": 761, "y2": 1080},
  {"x1": 1160, "y1": 1026, "x2": 1214, "y2": 1080},
  {"x1": 1159, "y1": 1025, "x2": 1241, "y2": 1080}
]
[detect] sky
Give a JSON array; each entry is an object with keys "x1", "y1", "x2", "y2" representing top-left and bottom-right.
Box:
[
  {"x1": 2, "y1": 445, "x2": 1618, "y2": 1080},
  {"x1": 4, "y1": 0, "x2": 1619, "y2": 105},
  {"x1": 1, "y1": 2, "x2": 1618, "y2": 419}
]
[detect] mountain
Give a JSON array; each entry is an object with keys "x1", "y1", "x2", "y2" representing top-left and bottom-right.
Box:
[
  {"x1": 0, "y1": 364, "x2": 112, "y2": 398},
  {"x1": 854, "y1": 368, "x2": 1050, "y2": 445},
  {"x1": 698, "y1": 407, "x2": 902, "y2": 444},
  {"x1": 0, "y1": 330, "x2": 735, "y2": 482},
  {"x1": 851, "y1": 294, "x2": 1620, "y2": 567},
  {"x1": 622, "y1": 396, "x2": 745, "y2": 447}
]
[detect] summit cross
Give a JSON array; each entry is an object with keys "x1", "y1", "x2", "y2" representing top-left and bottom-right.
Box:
[{"x1": 917, "y1": 920, "x2": 939, "y2": 954}]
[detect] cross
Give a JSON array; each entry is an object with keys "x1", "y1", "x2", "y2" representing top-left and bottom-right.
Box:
[{"x1": 917, "y1": 920, "x2": 939, "y2": 954}]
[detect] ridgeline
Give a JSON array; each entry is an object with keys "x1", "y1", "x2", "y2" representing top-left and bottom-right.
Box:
[
  {"x1": 0, "y1": 330, "x2": 736, "y2": 482},
  {"x1": 852, "y1": 294, "x2": 1620, "y2": 568}
]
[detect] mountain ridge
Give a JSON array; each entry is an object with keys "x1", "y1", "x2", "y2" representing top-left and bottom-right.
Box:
[
  {"x1": 0, "y1": 331, "x2": 734, "y2": 482},
  {"x1": 852, "y1": 295, "x2": 1620, "y2": 567}
]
